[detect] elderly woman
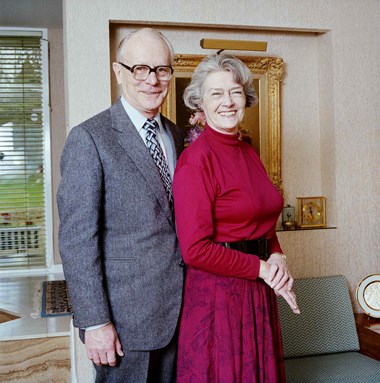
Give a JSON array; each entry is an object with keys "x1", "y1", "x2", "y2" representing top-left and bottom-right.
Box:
[{"x1": 173, "y1": 54, "x2": 299, "y2": 383}]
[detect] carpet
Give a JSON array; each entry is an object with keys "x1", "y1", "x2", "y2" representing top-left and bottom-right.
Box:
[{"x1": 41, "y1": 280, "x2": 72, "y2": 317}]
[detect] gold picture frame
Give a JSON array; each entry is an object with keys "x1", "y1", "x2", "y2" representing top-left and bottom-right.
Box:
[
  {"x1": 297, "y1": 196, "x2": 327, "y2": 228},
  {"x1": 161, "y1": 54, "x2": 284, "y2": 192}
]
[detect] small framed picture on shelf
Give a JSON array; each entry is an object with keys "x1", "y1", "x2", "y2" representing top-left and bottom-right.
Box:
[{"x1": 297, "y1": 196, "x2": 326, "y2": 228}]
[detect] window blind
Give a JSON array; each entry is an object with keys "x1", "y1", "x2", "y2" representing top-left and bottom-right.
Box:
[{"x1": 0, "y1": 34, "x2": 48, "y2": 268}]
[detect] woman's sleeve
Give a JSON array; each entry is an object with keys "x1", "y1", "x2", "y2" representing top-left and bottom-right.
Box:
[
  {"x1": 269, "y1": 231, "x2": 283, "y2": 254},
  {"x1": 173, "y1": 162, "x2": 260, "y2": 280}
]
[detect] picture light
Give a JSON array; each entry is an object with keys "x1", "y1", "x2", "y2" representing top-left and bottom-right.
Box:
[{"x1": 200, "y1": 38, "x2": 267, "y2": 54}]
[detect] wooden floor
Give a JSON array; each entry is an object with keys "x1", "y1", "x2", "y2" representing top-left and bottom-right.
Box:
[
  {"x1": 0, "y1": 310, "x2": 19, "y2": 324},
  {"x1": 0, "y1": 336, "x2": 70, "y2": 382}
]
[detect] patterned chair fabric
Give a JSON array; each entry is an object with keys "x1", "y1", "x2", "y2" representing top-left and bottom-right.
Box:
[
  {"x1": 284, "y1": 352, "x2": 380, "y2": 383},
  {"x1": 278, "y1": 275, "x2": 380, "y2": 383},
  {"x1": 278, "y1": 275, "x2": 359, "y2": 358}
]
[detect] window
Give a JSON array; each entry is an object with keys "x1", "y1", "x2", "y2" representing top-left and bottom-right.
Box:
[{"x1": 0, "y1": 28, "x2": 52, "y2": 269}]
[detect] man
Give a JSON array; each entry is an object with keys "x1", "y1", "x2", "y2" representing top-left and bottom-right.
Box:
[{"x1": 57, "y1": 28, "x2": 185, "y2": 382}]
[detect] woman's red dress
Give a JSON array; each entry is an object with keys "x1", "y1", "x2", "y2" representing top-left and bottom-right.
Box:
[{"x1": 173, "y1": 126, "x2": 286, "y2": 383}]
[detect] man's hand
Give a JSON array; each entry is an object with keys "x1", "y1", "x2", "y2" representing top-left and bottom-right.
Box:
[{"x1": 85, "y1": 322, "x2": 124, "y2": 366}]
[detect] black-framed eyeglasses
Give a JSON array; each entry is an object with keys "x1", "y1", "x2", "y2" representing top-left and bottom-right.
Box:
[{"x1": 118, "y1": 62, "x2": 173, "y2": 81}]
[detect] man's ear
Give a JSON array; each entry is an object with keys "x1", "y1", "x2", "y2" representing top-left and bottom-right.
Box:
[{"x1": 112, "y1": 62, "x2": 122, "y2": 85}]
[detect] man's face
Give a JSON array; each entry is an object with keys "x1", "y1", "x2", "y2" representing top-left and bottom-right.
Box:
[{"x1": 113, "y1": 34, "x2": 172, "y2": 118}]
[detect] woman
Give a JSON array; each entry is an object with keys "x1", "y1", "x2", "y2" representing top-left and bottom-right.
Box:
[{"x1": 173, "y1": 54, "x2": 300, "y2": 383}]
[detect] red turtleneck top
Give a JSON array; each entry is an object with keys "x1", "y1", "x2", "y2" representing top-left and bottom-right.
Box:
[{"x1": 173, "y1": 125, "x2": 284, "y2": 280}]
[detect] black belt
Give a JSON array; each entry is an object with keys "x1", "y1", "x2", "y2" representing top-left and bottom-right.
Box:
[{"x1": 219, "y1": 238, "x2": 270, "y2": 260}]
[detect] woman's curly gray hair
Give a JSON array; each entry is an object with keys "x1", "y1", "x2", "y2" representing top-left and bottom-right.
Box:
[{"x1": 183, "y1": 54, "x2": 258, "y2": 111}]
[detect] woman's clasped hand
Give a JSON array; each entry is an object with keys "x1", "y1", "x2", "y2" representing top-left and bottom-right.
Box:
[{"x1": 260, "y1": 253, "x2": 300, "y2": 314}]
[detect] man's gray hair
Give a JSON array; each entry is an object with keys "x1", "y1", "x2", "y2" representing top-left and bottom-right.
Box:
[{"x1": 116, "y1": 28, "x2": 174, "y2": 63}]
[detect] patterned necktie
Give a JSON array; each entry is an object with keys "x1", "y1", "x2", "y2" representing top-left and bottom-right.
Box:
[{"x1": 143, "y1": 119, "x2": 173, "y2": 209}]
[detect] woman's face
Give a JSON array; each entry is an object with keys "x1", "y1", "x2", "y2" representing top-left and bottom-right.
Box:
[{"x1": 201, "y1": 70, "x2": 246, "y2": 135}]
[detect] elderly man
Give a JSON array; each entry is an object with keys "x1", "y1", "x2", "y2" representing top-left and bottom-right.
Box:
[{"x1": 57, "y1": 28, "x2": 184, "y2": 382}]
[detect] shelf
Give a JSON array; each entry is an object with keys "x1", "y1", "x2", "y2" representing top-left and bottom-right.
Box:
[{"x1": 276, "y1": 226, "x2": 337, "y2": 232}]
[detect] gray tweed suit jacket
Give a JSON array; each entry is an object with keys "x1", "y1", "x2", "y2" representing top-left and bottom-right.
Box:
[{"x1": 57, "y1": 98, "x2": 185, "y2": 350}]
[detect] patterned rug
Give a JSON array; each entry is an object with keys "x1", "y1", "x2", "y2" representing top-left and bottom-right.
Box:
[{"x1": 41, "y1": 280, "x2": 72, "y2": 317}]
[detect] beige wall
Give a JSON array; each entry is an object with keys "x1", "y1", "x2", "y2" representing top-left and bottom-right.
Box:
[{"x1": 61, "y1": 0, "x2": 380, "y2": 310}]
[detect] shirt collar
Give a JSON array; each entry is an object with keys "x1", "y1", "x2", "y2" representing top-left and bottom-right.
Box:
[{"x1": 120, "y1": 96, "x2": 163, "y2": 133}]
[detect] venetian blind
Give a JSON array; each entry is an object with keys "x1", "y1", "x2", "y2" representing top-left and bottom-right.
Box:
[{"x1": 0, "y1": 32, "x2": 49, "y2": 269}]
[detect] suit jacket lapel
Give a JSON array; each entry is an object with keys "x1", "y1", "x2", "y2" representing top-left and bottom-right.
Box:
[{"x1": 110, "y1": 100, "x2": 174, "y2": 226}]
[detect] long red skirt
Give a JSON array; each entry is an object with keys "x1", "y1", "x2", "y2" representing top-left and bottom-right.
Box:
[{"x1": 177, "y1": 268, "x2": 286, "y2": 383}]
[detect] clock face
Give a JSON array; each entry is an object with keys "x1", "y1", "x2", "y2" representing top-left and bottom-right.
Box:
[
  {"x1": 297, "y1": 197, "x2": 326, "y2": 228},
  {"x1": 302, "y1": 202, "x2": 321, "y2": 223}
]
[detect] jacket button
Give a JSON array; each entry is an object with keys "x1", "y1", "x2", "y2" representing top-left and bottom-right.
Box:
[{"x1": 178, "y1": 260, "x2": 185, "y2": 267}]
